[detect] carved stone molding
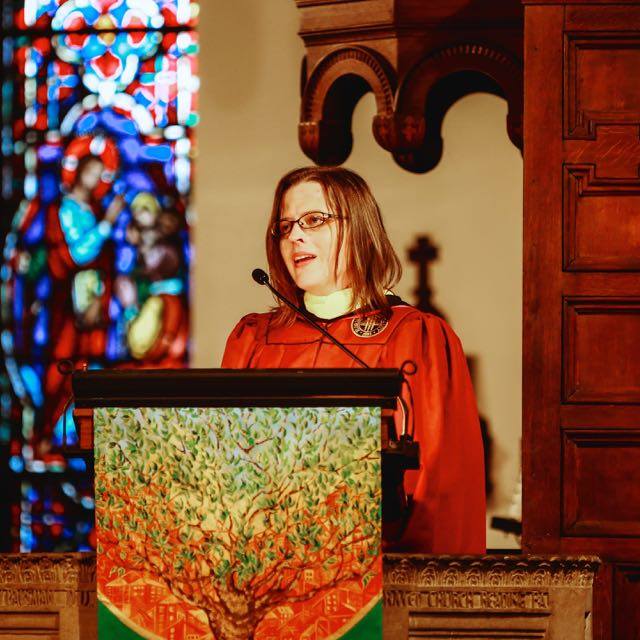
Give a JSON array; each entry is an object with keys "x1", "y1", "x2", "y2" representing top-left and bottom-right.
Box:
[
  {"x1": 381, "y1": 43, "x2": 523, "y2": 172},
  {"x1": 0, "y1": 553, "x2": 96, "y2": 640},
  {"x1": 384, "y1": 554, "x2": 599, "y2": 589},
  {"x1": 384, "y1": 555, "x2": 599, "y2": 639},
  {"x1": 295, "y1": 1, "x2": 523, "y2": 171},
  {"x1": 0, "y1": 553, "x2": 598, "y2": 639},
  {"x1": 299, "y1": 46, "x2": 396, "y2": 165}
]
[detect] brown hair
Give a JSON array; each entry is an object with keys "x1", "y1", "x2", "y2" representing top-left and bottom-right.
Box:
[{"x1": 266, "y1": 166, "x2": 402, "y2": 325}]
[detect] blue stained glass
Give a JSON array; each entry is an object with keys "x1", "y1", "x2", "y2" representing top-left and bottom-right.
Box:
[
  {"x1": 13, "y1": 1, "x2": 200, "y2": 30},
  {"x1": 76, "y1": 521, "x2": 90, "y2": 534},
  {"x1": 41, "y1": 174, "x2": 60, "y2": 203},
  {"x1": 3, "y1": 0, "x2": 197, "y2": 553},
  {"x1": 0, "y1": 425, "x2": 10, "y2": 443},
  {"x1": 35, "y1": 275, "x2": 52, "y2": 300},
  {"x1": 115, "y1": 244, "x2": 136, "y2": 273},
  {"x1": 106, "y1": 324, "x2": 125, "y2": 361},
  {"x1": 53, "y1": 406, "x2": 77, "y2": 447},
  {"x1": 20, "y1": 527, "x2": 35, "y2": 551},
  {"x1": 23, "y1": 211, "x2": 45, "y2": 245},
  {"x1": 12, "y1": 278, "x2": 24, "y2": 345},
  {"x1": 33, "y1": 308, "x2": 49, "y2": 347},
  {"x1": 19, "y1": 365, "x2": 44, "y2": 407},
  {"x1": 112, "y1": 211, "x2": 131, "y2": 242},
  {"x1": 75, "y1": 112, "x2": 100, "y2": 135},
  {"x1": 119, "y1": 137, "x2": 141, "y2": 163},
  {"x1": 149, "y1": 278, "x2": 183, "y2": 296},
  {"x1": 124, "y1": 169, "x2": 154, "y2": 192},
  {"x1": 140, "y1": 143, "x2": 172, "y2": 162},
  {"x1": 101, "y1": 110, "x2": 138, "y2": 136},
  {"x1": 61, "y1": 483, "x2": 76, "y2": 499},
  {"x1": 38, "y1": 145, "x2": 63, "y2": 163},
  {"x1": 108, "y1": 297, "x2": 121, "y2": 319},
  {"x1": 9, "y1": 456, "x2": 24, "y2": 473}
]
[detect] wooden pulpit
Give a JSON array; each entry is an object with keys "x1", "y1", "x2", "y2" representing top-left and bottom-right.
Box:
[{"x1": 72, "y1": 368, "x2": 404, "y2": 640}]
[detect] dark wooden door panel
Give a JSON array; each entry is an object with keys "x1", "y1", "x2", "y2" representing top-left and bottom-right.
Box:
[
  {"x1": 613, "y1": 565, "x2": 640, "y2": 640},
  {"x1": 565, "y1": 35, "x2": 640, "y2": 138},
  {"x1": 563, "y1": 429, "x2": 640, "y2": 536},
  {"x1": 563, "y1": 298, "x2": 640, "y2": 404},
  {"x1": 564, "y1": 167, "x2": 640, "y2": 272},
  {"x1": 523, "y1": 2, "x2": 640, "y2": 638}
]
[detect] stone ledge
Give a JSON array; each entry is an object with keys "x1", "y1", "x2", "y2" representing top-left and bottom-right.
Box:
[
  {"x1": 0, "y1": 553, "x2": 599, "y2": 639},
  {"x1": 0, "y1": 554, "x2": 96, "y2": 640},
  {"x1": 383, "y1": 555, "x2": 600, "y2": 640}
]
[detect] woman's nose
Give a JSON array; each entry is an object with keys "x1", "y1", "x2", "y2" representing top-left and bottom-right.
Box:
[{"x1": 287, "y1": 221, "x2": 307, "y2": 241}]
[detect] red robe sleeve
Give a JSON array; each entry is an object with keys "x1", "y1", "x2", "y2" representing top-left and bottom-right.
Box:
[
  {"x1": 221, "y1": 314, "x2": 262, "y2": 368},
  {"x1": 386, "y1": 313, "x2": 486, "y2": 554}
]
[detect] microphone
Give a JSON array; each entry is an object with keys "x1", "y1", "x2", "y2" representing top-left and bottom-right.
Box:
[
  {"x1": 251, "y1": 268, "x2": 370, "y2": 368},
  {"x1": 252, "y1": 268, "x2": 421, "y2": 521},
  {"x1": 251, "y1": 268, "x2": 269, "y2": 285}
]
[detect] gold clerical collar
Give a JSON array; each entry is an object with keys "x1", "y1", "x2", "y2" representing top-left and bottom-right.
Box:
[{"x1": 304, "y1": 288, "x2": 354, "y2": 320}]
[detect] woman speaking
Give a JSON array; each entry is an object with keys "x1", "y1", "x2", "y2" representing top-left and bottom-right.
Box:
[{"x1": 222, "y1": 166, "x2": 485, "y2": 554}]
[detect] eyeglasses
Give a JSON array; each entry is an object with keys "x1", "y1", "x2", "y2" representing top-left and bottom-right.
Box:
[{"x1": 271, "y1": 211, "x2": 343, "y2": 238}]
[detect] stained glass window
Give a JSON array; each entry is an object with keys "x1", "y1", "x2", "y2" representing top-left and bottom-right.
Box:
[{"x1": 0, "y1": 0, "x2": 198, "y2": 551}]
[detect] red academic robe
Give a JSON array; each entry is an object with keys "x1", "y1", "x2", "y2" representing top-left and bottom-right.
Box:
[{"x1": 222, "y1": 303, "x2": 486, "y2": 554}]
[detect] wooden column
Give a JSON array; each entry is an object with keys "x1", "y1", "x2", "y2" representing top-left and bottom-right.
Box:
[{"x1": 522, "y1": 2, "x2": 640, "y2": 638}]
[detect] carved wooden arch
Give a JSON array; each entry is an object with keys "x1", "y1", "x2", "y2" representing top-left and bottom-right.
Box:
[
  {"x1": 374, "y1": 43, "x2": 523, "y2": 173},
  {"x1": 299, "y1": 46, "x2": 396, "y2": 166}
]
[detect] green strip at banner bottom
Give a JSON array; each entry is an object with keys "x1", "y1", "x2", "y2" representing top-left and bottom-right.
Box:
[{"x1": 98, "y1": 599, "x2": 383, "y2": 639}]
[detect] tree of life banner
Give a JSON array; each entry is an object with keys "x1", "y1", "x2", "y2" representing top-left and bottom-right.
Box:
[{"x1": 94, "y1": 406, "x2": 383, "y2": 640}]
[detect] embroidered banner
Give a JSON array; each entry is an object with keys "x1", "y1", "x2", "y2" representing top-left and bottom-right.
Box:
[{"x1": 95, "y1": 406, "x2": 382, "y2": 639}]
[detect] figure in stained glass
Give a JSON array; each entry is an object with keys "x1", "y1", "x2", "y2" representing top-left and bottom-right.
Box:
[{"x1": 0, "y1": 0, "x2": 198, "y2": 551}]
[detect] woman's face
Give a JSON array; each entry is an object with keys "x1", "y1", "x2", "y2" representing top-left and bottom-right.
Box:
[
  {"x1": 279, "y1": 181, "x2": 349, "y2": 296},
  {"x1": 79, "y1": 157, "x2": 104, "y2": 191}
]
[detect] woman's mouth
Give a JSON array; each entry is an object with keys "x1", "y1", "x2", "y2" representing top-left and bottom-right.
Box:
[{"x1": 293, "y1": 253, "x2": 316, "y2": 268}]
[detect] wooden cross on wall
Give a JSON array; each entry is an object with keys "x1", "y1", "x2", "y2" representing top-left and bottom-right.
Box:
[{"x1": 407, "y1": 235, "x2": 445, "y2": 319}]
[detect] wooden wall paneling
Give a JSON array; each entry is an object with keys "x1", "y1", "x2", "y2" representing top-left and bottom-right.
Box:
[
  {"x1": 613, "y1": 564, "x2": 640, "y2": 640},
  {"x1": 564, "y1": 4, "x2": 640, "y2": 29},
  {"x1": 592, "y1": 562, "x2": 612, "y2": 640},
  {"x1": 562, "y1": 298, "x2": 640, "y2": 404},
  {"x1": 564, "y1": 35, "x2": 640, "y2": 139},
  {"x1": 563, "y1": 165, "x2": 640, "y2": 272},
  {"x1": 562, "y1": 429, "x2": 640, "y2": 537},
  {"x1": 522, "y1": 4, "x2": 565, "y2": 554},
  {"x1": 524, "y1": 1, "x2": 640, "y2": 638}
]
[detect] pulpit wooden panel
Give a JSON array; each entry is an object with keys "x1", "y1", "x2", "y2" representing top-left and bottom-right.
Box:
[{"x1": 523, "y1": 2, "x2": 640, "y2": 638}]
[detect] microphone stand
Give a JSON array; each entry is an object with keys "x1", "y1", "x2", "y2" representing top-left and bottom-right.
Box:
[{"x1": 251, "y1": 268, "x2": 421, "y2": 541}]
